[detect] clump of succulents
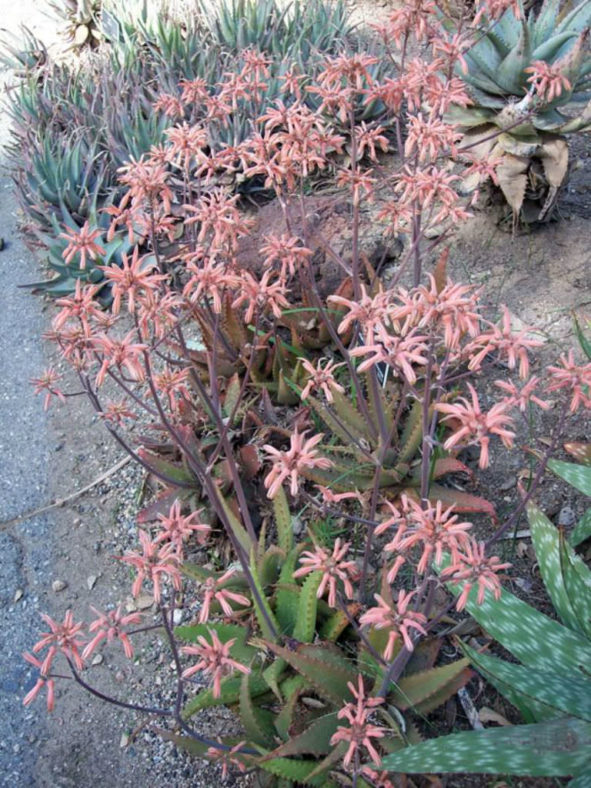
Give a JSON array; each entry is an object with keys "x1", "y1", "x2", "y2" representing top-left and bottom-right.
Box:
[{"x1": 453, "y1": 0, "x2": 591, "y2": 223}]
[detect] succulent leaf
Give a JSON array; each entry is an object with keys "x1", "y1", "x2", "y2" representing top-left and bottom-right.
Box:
[
  {"x1": 461, "y1": 642, "x2": 591, "y2": 721},
  {"x1": 267, "y1": 643, "x2": 357, "y2": 705},
  {"x1": 390, "y1": 659, "x2": 472, "y2": 713},
  {"x1": 265, "y1": 712, "x2": 339, "y2": 758},
  {"x1": 240, "y1": 670, "x2": 277, "y2": 747},
  {"x1": 292, "y1": 571, "x2": 323, "y2": 643},
  {"x1": 443, "y1": 565, "x2": 591, "y2": 676},
  {"x1": 381, "y1": 717, "x2": 591, "y2": 776},
  {"x1": 182, "y1": 671, "x2": 269, "y2": 718},
  {"x1": 528, "y1": 502, "x2": 582, "y2": 631},
  {"x1": 548, "y1": 459, "x2": 591, "y2": 496}
]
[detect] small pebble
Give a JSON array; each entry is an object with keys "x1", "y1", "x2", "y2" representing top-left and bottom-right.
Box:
[
  {"x1": 558, "y1": 506, "x2": 576, "y2": 528},
  {"x1": 499, "y1": 476, "x2": 516, "y2": 492},
  {"x1": 120, "y1": 733, "x2": 129, "y2": 749},
  {"x1": 87, "y1": 575, "x2": 98, "y2": 590},
  {"x1": 14, "y1": 589, "x2": 24, "y2": 602},
  {"x1": 91, "y1": 654, "x2": 103, "y2": 666},
  {"x1": 125, "y1": 597, "x2": 138, "y2": 612},
  {"x1": 52, "y1": 580, "x2": 67, "y2": 593},
  {"x1": 136, "y1": 594, "x2": 154, "y2": 610},
  {"x1": 172, "y1": 608, "x2": 183, "y2": 625}
]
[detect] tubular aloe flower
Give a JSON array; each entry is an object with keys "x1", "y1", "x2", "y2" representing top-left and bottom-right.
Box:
[
  {"x1": 359, "y1": 590, "x2": 428, "y2": 658},
  {"x1": 82, "y1": 605, "x2": 142, "y2": 660},
  {"x1": 293, "y1": 538, "x2": 357, "y2": 608},
  {"x1": 118, "y1": 529, "x2": 182, "y2": 605},
  {"x1": 263, "y1": 429, "x2": 333, "y2": 499},
  {"x1": 22, "y1": 653, "x2": 55, "y2": 712},
  {"x1": 330, "y1": 675, "x2": 385, "y2": 768},
  {"x1": 436, "y1": 383, "x2": 515, "y2": 468},
  {"x1": 181, "y1": 629, "x2": 250, "y2": 698},
  {"x1": 32, "y1": 610, "x2": 86, "y2": 675}
]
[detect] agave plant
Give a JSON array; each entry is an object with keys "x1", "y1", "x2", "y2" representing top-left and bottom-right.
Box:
[
  {"x1": 453, "y1": 0, "x2": 591, "y2": 223},
  {"x1": 158, "y1": 491, "x2": 473, "y2": 787},
  {"x1": 381, "y1": 460, "x2": 591, "y2": 783}
]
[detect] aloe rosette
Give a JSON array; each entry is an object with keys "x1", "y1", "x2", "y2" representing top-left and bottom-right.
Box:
[{"x1": 452, "y1": 0, "x2": 591, "y2": 222}]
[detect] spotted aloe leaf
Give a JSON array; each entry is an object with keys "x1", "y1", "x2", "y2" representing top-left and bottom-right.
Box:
[
  {"x1": 564, "y1": 442, "x2": 591, "y2": 466},
  {"x1": 559, "y1": 533, "x2": 591, "y2": 639},
  {"x1": 461, "y1": 642, "x2": 591, "y2": 721},
  {"x1": 570, "y1": 508, "x2": 591, "y2": 548},
  {"x1": 548, "y1": 459, "x2": 591, "y2": 496},
  {"x1": 441, "y1": 562, "x2": 591, "y2": 676},
  {"x1": 381, "y1": 717, "x2": 591, "y2": 777},
  {"x1": 527, "y1": 502, "x2": 582, "y2": 632}
]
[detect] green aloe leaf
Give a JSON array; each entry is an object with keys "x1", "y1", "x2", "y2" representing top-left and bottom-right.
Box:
[
  {"x1": 528, "y1": 503, "x2": 581, "y2": 631},
  {"x1": 570, "y1": 509, "x2": 591, "y2": 548},
  {"x1": 381, "y1": 717, "x2": 591, "y2": 776},
  {"x1": 391, "y1": 659, "x2": 472, "y2": 713},
  {"x1": 559, "y1": 533, "x2": 591, "y2": 638},
  {"x1": 462, "y1": 642, "x2": 591, "y2": 721},
  {"x1": 274, "y1": 674, "x2": 307, "y2": 739},
  {"x1": 397, "y1": 399, "x2": 423, "y2": 464},
  {"x1": 182, "y1": 671, "x2": 269, "y2": 718},
  {"x1": 441, "y1": 564, "x2": 591, "y2": 677},
  {"x1": 239, "y1": 670, "x2": 276, "y2": 747},
  {"x1": 249, "y1": 548, "x2": 281, "y2": 642},
  {"x1": 548, "y1": 459, "x2": 591, "y2": 496},
  {"x1": 292, "y1": 571, "x2": 323, "y2": 643},
  {"x1": 257, "y1": 755, "x2": 337, "y2": 786},
  {"x1": 268, "y1": 642, "x2": 357, "y2": 705},
  {"x1": 266, "y1": 712, "x2": 338, "y2": 758},
  {"x1": 273, "y1": 485, "x2": 293, "y2": 554}
]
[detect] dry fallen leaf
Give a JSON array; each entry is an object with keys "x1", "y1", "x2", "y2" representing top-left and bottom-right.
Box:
[{"x1": 478, "y1": 706, "x2": 512, "y2": 726}]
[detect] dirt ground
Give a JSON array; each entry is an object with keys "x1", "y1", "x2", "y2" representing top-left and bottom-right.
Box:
[{"x1": 1, "y1": 1, "x2": 590, "y2": 787}]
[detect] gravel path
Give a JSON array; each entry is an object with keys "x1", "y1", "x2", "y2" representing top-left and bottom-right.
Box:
[{"x1": 0, "y1": 6, "x2": 57, "y2": 783}]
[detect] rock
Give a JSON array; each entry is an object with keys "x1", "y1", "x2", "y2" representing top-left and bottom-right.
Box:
[
  {"x1": 86, "y1": 575, "x2": 98, "y2": 591},
  {"x1": 120, "y1": 733, "x2": 129, "y2": 749},
  {"x1": 52, "y1": 580, "x2": 67, "y2": 593},
  {"x1": 136, "y1": 594, "x2": 154, "y2": 610},
  {"x1": 558, "y1": 506, "x2": 576, "y2": 528},
  {"x1": 13, "y1": 589, "x2": 24, "y2": 603},
  {"x1": 172, "y1": 608, "x2": 183, "y2": 625},
  {"x1": 91, "y1": 654, "x2": 103, "y2": 666},
  {"x1": 125, "y1": 597, "x2": 137, "y2": 613},
  {"x1": 499, "y1": 476, "x2": 516, "y2": 492}
]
